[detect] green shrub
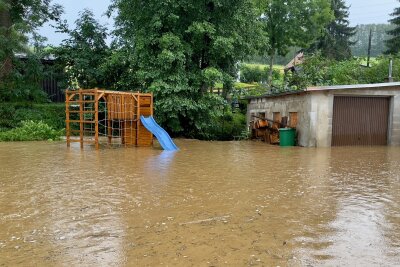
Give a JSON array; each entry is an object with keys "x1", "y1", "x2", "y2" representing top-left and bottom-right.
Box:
[
  {"x1": 0, "y1": 54, "x2": 52, "y2": 103},
  {"x1": 205, "y1": 111, "x2": 247, "y2": 141},
  {"x1": 362, "y1": 56, "x2": 400, "y2": 83},
  {"x1": 240, "y1": 64, "x2": 282, "y2": 84},
  {"x1": 288, "y1": 54, "x2": 400, "y2": 88},
  {"x1": 0, "y1": 121, "x2": 64, "y2": 141},
  {"x1": 0, "y1": 103, "x2": 65, "y2": 130}
]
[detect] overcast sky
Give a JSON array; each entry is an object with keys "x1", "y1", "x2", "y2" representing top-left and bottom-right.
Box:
[{"x1": 38, "y1": 0, "x2": 399, "y2": 45}]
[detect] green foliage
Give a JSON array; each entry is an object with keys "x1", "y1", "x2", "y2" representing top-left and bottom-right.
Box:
[
  {"x1": 0, "y1": 0, "x2": 62, "y2": 78},
  {"x1": 0, "y1": 102, "x2": 65, "y2": 130},
  {"x1": 311, "y1": 0, "x2": 356, "y2": 60},
  {"x1": 207, "y1": 111, "x2": 247, "y2": 141},
  {"x1": 247, "y1": 47, "x2": 302, "y2": 66},
  {"x1": 386, "y1": 4, "x2": 400, "y2": 55},
  {"x1": 0, "y1": 52, "x2": 51, "y2": 102},
  {"x1": 288, "y1": 54, "x2": 400, "y2": 88},
  {"x1": 255, "y1": 0, "x2": 333, "y2": 85},
  {"x1": 111, "y1": 0, "x2": 262, "y2": 136},
  {"x1": 99, "y1": 49, "x2": 139, "y2": 90},
  {"x1": 54, "y1": 9, "x2": 110, "y2": 89},
  {"x1": 0, "y1": 0, "x2": 62, "y2": 102},
  {"x1": 0, "y1": 120, "x2": 63, "y2": 141},
  {"x1": 240, "y1": 64, "x2": 281, "y2": 83},
  {"x1": 363, "y1": 56, "x2": 400, "y2": 83},
  {"x1": 256, "y1": 0, "x2": 333, "y2": 56}
]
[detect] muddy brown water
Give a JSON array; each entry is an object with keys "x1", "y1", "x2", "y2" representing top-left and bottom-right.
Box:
[{"x1": 0, "y1": 140, "x2": 399, "y2": 266}]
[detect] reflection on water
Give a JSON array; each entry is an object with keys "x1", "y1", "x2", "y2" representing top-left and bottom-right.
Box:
[{"x1": 0, "y1": 140, "x2": 399, "y2": 266}]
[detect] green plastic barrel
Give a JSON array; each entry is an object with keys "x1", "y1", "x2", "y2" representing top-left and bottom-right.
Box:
[{"x1": 279, "y1": 128, "x2": 296, "y2": 146}]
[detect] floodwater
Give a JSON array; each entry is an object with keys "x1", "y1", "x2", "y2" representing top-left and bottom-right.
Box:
[{"x1": 0, "y1": 140, "x2": 399, "y2": 266}]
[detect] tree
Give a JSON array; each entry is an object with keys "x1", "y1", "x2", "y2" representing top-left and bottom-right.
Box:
[
  {"x1": 254, "y1": 0, "x2": 333, "y2": 87},
  {"x1": 0, "y1": 0, "x2": 62, "y2": 79},
  {"x1": 110, "y1": 0, "x2": 263, "y2": 137},
  {"x1": 351, "y1": 24, "x2": 393, "y2": 57},
  {"x1": 55, "y1": 9, "x2": 110, "y2": 89},
  {"x1": 385, "y1": 2, "x2": 400, "y2": 55},
  {"x1": 311, "y1": 0, "x2": 356, "y2": 60}
]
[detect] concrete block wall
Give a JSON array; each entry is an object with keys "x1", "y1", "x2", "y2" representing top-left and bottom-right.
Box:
[{"x1": 247, "y1": 93, "x2": 313, "y2": 147}]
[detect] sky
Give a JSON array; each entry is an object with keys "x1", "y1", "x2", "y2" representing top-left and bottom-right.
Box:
[{"x1": 38, "y1": 0, "x2": 399, "y2": 45}]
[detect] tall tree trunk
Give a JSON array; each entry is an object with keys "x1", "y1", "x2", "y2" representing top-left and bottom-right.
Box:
[
  {"x1": 268, "y1": 49, "x2": 275, "y2": 89},
  {"x1": 0, "y1": 1, "x2": 13, "y2": 80}
]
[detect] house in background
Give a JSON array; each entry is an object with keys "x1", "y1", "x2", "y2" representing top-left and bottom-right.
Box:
[
  {"x1": 247, "y1": 82, "x2": 400, "y2": 147},
  {"x1": 284, "y1": 52, "x2": 304, "y2": 73}
]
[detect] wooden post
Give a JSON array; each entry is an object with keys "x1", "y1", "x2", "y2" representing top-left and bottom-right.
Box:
[
  {"x1": 150, "y1": 93, "x2": 153, "y2": 145},
  {"x1": 106, "y1": 95, "x2": 112, "y2": 145},
  {"x1": 121, "y1": 95, "x2": 125, "y2": 146},
  {"x1": 107, "y1": 120, "x2": 112, "y2": 145},
  {"x1": 136, "y1": 93, "x2": 140, "y2": 146},
  {"x1": 94, "y1": 89, "x2": 99, "y2": 149},
  {"x1": 367, "y1": 29, "x2": 372, "y2": 68},
  {"x1": 79, "y1": 89, "x2": 84, "y2": 148},
  {"x1": 65, "y1": 90, "x2": 70, "y2": 147}
]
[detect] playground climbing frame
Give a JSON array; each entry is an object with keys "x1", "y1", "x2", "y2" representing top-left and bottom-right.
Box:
[{"x1": 65, "y1": 88, "x2": 153, "y2": 149}]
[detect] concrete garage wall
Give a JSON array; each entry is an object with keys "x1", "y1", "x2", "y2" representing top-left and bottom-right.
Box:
[
  {"x1": 247, "y1": 93, "x2": 313, "y2": 147},
  {"x1": 309, "y1": 91, "x2": 332, "y2": 147},
  {"x1": 247, "y1": 83, "x2": 400, "y2": 147}
]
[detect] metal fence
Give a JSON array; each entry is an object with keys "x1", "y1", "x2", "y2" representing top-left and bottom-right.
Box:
[{"x1": 42, "y1": 73, "x2": 65, "y2": 102}]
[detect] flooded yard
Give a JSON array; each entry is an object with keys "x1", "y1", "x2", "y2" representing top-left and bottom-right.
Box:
[{"x1": 0, "y1": 140, "x2": 399, "y2": 266}]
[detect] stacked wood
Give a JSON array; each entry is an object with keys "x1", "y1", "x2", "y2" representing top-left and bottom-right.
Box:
[
  {"x1": 269, "y1": 123, "x2": 280, "y2": 144},
  {"x1": 251, "y1": 115, "x2": 295, "y2": 145}
]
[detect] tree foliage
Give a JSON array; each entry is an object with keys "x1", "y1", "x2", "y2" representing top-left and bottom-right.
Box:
[
  {"x1": 385, "y1": 1, "x2": 400, "y2": 55},
  {"x1": 311, "y1": 0, "x2": 356, "y2": 60},
  {"x1": 110, "y1": 0, "x2": 262, "y2": 137},
  {"x1": 0, "y1": 0, "x2": 62, "y2": 78},
  {"x1": 288, "y1": 53, "x2": 398, "y2": 88},
  {"x1": 0, "y1": 0, "x2": 62, "y2": 103},
  {"x1": 55, "y1": 9, "x2": 110, "y2": 89},
  {"x1": 254, "y1": 0, "x2": 333, "y2": 85}
]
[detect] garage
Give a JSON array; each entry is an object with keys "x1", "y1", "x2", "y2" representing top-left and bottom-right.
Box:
[
  {"x1": 247, "y1": 83, "x2": 400, "y2": 147},
  {"x1": 332, "y1": 96, "x2": 390, "y2": 146}
]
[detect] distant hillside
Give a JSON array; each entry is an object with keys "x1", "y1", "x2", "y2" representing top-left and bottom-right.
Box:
[{"x1": 351, "y1": 24, "x2": 394, "y2": 57}]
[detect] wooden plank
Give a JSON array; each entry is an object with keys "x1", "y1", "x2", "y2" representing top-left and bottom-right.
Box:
[
  {"x1": 65, "y1": 90, "x2": 70, "y2": 147},
  {"x1": 79, "y1": 91, "x2": 84, "y2": 148},
  {"x1": 68, "y1": 110, "x2": 96, "y2": 114},
  {"x1": 66, "y1": 120, "x2": 96, "y2": 124},
  {"x1": 139, "y1": 96, "x2": 151, "y2": 106},
  {"x1": 137, "y1": 94, "x2": 140, "y2": 146},
  {"x1": 97, "y1": 92, "x2": 105, "y2": 100},
  {"x1": 95, "y1": 91, "x2": 99, "y2": 149},
  {"x1": 289, "y1": 112, "x2": 298, "y2": 128},
  {"x1": 68, "y1": 100, "x2": 96, "y2": 103}
]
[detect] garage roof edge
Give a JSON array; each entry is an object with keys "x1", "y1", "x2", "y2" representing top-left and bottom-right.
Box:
[{"x1": 245, "y1": 82, "x2": 400, "y2": 100}]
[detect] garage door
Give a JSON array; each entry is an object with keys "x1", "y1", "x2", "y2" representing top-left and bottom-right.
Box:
[{"x1": 332, "y1": 96, "x2": 390, "y2": 146}]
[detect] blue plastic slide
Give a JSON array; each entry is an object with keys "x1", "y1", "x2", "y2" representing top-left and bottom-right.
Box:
[{"x1": 140, "y1": 116, "x2": 179, "y2": 151}]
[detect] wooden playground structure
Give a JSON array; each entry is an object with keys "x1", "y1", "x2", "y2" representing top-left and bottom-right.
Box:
[{"x1": 65, "y1": 89, "x2": 153, "y2": 149}]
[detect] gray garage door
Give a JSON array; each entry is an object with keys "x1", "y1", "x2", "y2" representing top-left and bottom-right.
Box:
[{"x1": 332, "y1": 96, "x2": 390, "y2": 146}]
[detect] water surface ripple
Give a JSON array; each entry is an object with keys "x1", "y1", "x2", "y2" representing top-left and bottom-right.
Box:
[{"x1": 0, "y1": 140, "x2": 399, "y2": 266}]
